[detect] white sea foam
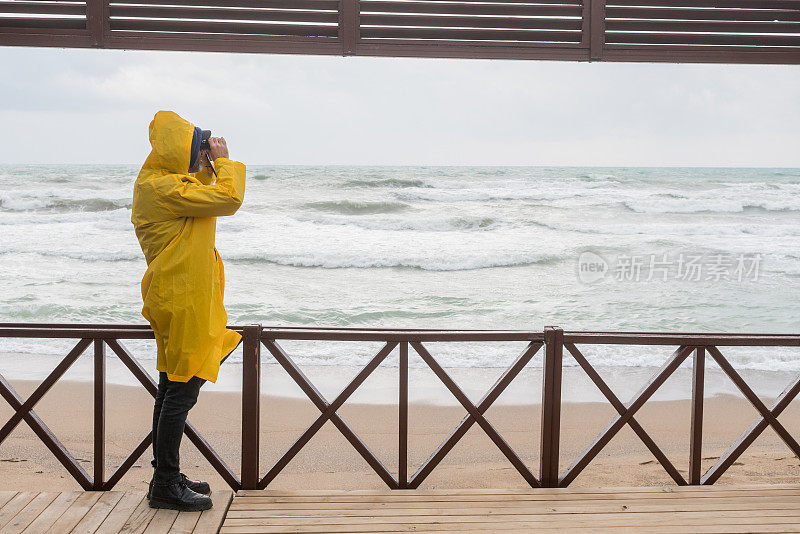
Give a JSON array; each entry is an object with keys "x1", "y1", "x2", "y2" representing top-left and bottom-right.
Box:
[{"x1": 1, "y1": 165, "x2": 799, "y2": 372}]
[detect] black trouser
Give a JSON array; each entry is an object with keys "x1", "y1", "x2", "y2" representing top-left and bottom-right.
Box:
[{"x1": 151, "y1": 371, "x2": 205, "y2": 486}]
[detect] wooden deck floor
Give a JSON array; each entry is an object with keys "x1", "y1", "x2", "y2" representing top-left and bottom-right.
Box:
[
  {"x1": 3, "y1": 485, "x2": 800, "y2": 533},
  {"x1": 0, "y1": 489, "x2": 232, "y2": 533},
  {"x1": 226, "y1": 485, "x2": 800, "y2": 533}
]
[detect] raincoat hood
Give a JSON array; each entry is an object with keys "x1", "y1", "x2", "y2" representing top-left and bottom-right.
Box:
[{"x1": 146, "y1": 110, "x2": 194, "y2": 174}]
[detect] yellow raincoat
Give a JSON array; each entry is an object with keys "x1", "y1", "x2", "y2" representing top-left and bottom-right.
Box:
[{"x1": 131, "y1": 110, "x2": 246, "y2": 383}]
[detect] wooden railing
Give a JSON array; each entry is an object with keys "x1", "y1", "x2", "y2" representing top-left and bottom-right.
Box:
[
  {"x1": 0, "y1": 323, "x2": 799, "y2": 490},
  {"x1": 1, "y1": 0, "x2": 799, "y2": 64}
]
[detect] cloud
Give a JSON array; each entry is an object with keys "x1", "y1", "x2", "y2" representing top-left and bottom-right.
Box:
[{"x1": 0, "y1": 47, "x2": 798, "y2": 165}]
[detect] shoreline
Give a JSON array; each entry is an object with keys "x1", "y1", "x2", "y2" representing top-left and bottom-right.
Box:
[
  {"x1": 1, "y1": 352, "x2": 797, "y2": 405},
  {"x1": 1, "y1": 379, "x2": 799, "y2": 493}
]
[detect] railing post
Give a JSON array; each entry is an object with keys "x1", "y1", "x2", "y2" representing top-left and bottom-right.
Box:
[
  {"x1": 690, "y1": 346, "x2": 705, "y2": 485},
  {"x1": 398, "y1": 341, "x2": 408, "y2": 489},
  {"x1": 241, "y1": 324, "x2": 262, "y2": 490},
  {"x1": 540, "y1": 326, "x2": 563, "y2": 488},
  {"x1": 93, "y1": 338, "x2": 106, "y2": 490}
]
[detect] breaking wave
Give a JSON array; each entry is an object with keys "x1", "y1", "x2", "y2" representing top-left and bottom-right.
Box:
[
  {"x1": 0, "y1": 196, "x2": 131, "y2": 212},
  {"x1": 302, "y1": 200, "x2": 411, "y2": 215},
  {"x1": 622, "y1": 199, "x2": 800, "y2": 214},
  {"x1": 344, "y1": 178, "x2": 428, "y2": 188},
  {"x1": 223, "y1": 250, "x2": 564, "y2": 271}
]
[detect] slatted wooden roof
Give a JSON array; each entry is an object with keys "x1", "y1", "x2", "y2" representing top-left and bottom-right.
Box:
[{"x1": 1, "y1": 0, "x2": 799, "y2": 63}]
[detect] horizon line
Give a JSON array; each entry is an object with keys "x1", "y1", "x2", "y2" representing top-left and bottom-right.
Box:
[{"x1": 2, "y1": 163, "x2": 800, "y2": 169}]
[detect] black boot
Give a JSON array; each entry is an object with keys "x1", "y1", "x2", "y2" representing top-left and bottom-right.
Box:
[
  {"x1": 148, "y1": 480, "x2": 213, "y2": 511},
  {"x1": 148, "y1": 474, "x2": 209, "y2": 497},
  {"x1": 181, "y1": 472, "x2": 211, "y2": 495}
]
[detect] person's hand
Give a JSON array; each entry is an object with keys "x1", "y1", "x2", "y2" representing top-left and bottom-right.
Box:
[{"x1": 208, "y1": 137, "x2": 229, "y2": 161}]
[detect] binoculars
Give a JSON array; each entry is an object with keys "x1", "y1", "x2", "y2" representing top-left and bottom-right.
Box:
[
  {"x1": 198, "y1": 129, "x2": 217, "y2": 177},
  {"x1": 199, "y1": 129, "x2": 212, "y2": 152}
]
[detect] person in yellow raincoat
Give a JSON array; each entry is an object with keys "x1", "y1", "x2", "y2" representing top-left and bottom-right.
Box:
[{"x1": 131, "y1": 110, "x2": 246, "y2": 511}]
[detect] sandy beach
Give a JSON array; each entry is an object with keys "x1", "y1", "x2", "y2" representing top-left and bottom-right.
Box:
[{"x1": 1, "y1": 380, "x2": 799, "y2": 493}]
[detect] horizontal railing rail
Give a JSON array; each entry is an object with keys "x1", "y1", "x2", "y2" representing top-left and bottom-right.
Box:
[
  {"x1": 1, "y1": 323, "x2": 799, "y2": 490},
  {"x1": 1, "y1": 0, "x2": 800, "y2": 64}
]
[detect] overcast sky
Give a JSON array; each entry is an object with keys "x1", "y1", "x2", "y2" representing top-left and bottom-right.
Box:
[{"x1": 1, "y1": 46, "x2": 799, "y2": 166}]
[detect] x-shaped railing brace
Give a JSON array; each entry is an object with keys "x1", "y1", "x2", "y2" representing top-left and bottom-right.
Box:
[
  {"x1": 409, "y1": 341, "x2": 542, "y2": 488},
  {"x1": 560, "y1": 343, "x2": 800, "y2": 487},
  {"x1": 564, "y1": 342, "x2": 689, "y2": 486},
  {"x1": 559, "y1": 344, "x2": 694, "y2": 487},
  {"x1": 0, "y1": 338, "x2": 240, "y2": 490},
  {"x1": 260, "y1": 338, "x2": 542, "y2": 489},
  {"x1": 0, "y1": 338, "x2": 94, "y2": 489},
  {"x1": 702, "y1": 345, "x2": 800, "y2": 484},
  {"x1": 260, "y1": 339, "x2": 399, "y2": 488}
]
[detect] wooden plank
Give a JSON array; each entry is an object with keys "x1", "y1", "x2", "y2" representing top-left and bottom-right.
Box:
[
  {"x1": 103, "y1": 31, "x2": 342, "y2": 55},
  {"x1": 193, "y1": 490, "x2": 234, "y2": 534},
  {"x1": 0, "y1": 17, "x2": 86, "y2": 29},
  {"x1": 110, "y1": 5, "x2": 338, "y2": 23},
  {"x1": 359, "y1": 1, "x2": 581, "y2": 16},
  {"x1": 606, "y1": 20, "x2": 800, "y2": 33},
  {"x1": 141, "y1": 508, "x2": 178, "y2": 533},
  {"x1": 0, "y1": 492, "x2": 18, "y2": 513},
  {"x1": 607, "y1": 0, "x2": 800, "y2": 8},
  {"x1": 236, "y1": 484, "x2": 800, "y2": 500},
  {"x1": 361, "y1": 29, "x2": 582, "y2": 46},
  {"x1": 359, "y1": 14, "x2": 584, "y2": 30},
  {"x1": 110, "y1": 19, "x2": 338, "y2": 37},
  {"x1": 223, "y1": 509, "x2": 800, "y2": 525},
  {"x1": 225, "y1": 498, "x2": 800, "y2": 515},
  {"x1": 0, "y1": 493, "x2": 37, "y2": 530},
  {"x1": 231, "y1": 496, "x2": 800, "y2": 508},
  {"x1": 576, "y1": 46, "x2": 800, "y2": 65},
  {"x1": 610, "y1": 35, "x2": 800, "y2": 51},
  {"x1": 236, "y1": 490, "x2": 800, "y2": 500},
  {"x1": 48, "y1": 491, "x2": 103, "y2": 533},
  {"x1": 219, "y1": 520, "x2": 800, "y2": 533},
  {"x1": 633, "y1": 528, "x2": 800, "y2": 534},
  {"x1": 21, "y1": 492, "x2": 81, "y2": 533},
  {"x1": 231, "y1": 488, "x2": 800, "y2": 510},
  {"x1": 70, "y1": 491, "x2": 125, "y2": 534},
  {"x1": 261, "y1": 328, "x2": 543, "y2": 342},
  {"x1": 366, "y1": 0, "x2": 585, "y2": 3},
  {"x1": 110, "y1": 0, "x2": 338, "y2": 9},
  {"x1": 606, "y1": 6, "x2": 800, "y2": 21},
  {"x1": 0, "y1": 2, "x2": 86, "y2": 15},
  {"x1": 561, "y1": 332, "x2": 800, "y2": 345},
  {"x1": 234, "y1": 493, "x2": 800, "y2": 509},
  {"x1": 219, "y1": 522, "x2": 800, "y2": 533},
  {"x1": 117, "y1": 493, "x2": 157, "y2": 534},
  {"x1": 1, "y1": 492, "x2": 57, "y2": 533},
  {"x1": 229, "y1": 497, "x2": 800, "y2": 511},
  {"x1": 95, "y1": 492, "x2": 147, "y2": 534},
  {"x1": 230, "y1": 492, "x2": 800, "y2": 511},
  {"x1": 168, "y1": 510, "x2": 201, "y2": 534}
]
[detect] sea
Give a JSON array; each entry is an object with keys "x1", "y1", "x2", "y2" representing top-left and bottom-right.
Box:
[{"x1": 1, "y1": 165, "x2": 799, "y2": 404}]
